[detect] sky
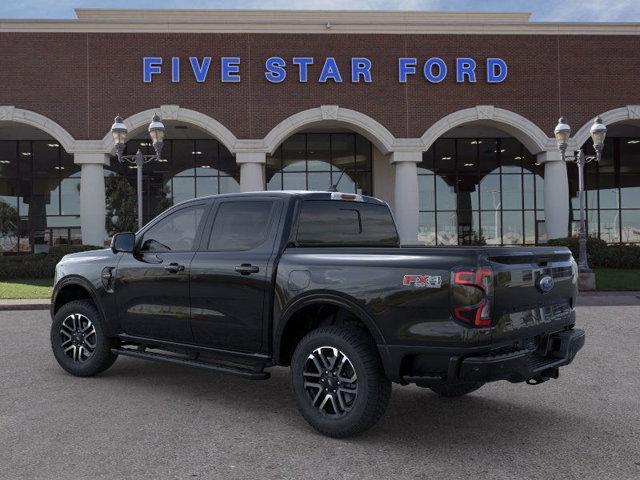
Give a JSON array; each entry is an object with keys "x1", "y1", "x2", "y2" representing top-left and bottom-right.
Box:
[{"x1": 0, "y1": 0, "x2": 639, "y2": 22}]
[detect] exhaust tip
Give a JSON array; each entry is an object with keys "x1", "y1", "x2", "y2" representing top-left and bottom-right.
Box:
[
  {"x1": 526, "y1": 377, "x2": 546, "y2": 385},
  {"x1": 526, "y1": 368, "x2": 560, "y2": 385}
]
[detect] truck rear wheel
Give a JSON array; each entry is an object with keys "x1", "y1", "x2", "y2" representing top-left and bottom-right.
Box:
[
  {"x1": 291, "y1": 325, "x2": 391, "y2": 438},
  {"x1": 429, "y1": 382, "x2": 484, "y2": 397},
  {"x1": 51, "y1": 300, "x2": 118, "y2": 377}
]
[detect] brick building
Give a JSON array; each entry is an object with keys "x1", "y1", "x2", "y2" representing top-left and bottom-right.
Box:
[{"x1": 0, "y1": 8, "x2": 639, "y2": 250}]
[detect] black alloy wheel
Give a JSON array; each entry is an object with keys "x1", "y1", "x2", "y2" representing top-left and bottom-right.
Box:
[
  {"x1": 51, "y1": 300, "x2": 118, "y2": 377},
  {"x1": 291, "y1": 325, "x2": 391, "y2": 438}
]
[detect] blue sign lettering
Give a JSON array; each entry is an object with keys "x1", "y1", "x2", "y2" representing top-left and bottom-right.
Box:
[
  {"x1": 221, "y1": 57, "x2": 240, "y2": 83},
  {"x1": 487, "y1": 58, "x2": 508, "y2": 83},
  {"x1": 189, "y1": 57, "x2": 211, "y2": 83},
  {"x1": 424, "y1": 57, "x2": 447, "y2": 83},
  {"x1": 265, "y1": 56, "x2": 286, "y2": 83},
  {"x1": 319, "y1": 57, "x2": 342, "y2": 83},
  {"x1": 351, "y1": 58, "x2": 372, "y2": 83},
  {"x1": 171, "y1": 57, "x2": 180, "y2": 83},
  {"x1": 398, "y1": 58, "x2": 417, "y2": 83},
  {"x1": 143, "y1": 57, "x2": 162, "y2": 83},
  {"x1": 456, "y1": 58, "x2": 477, "y2": 83},
  {"x1": 143, "y1": 56, "x2": 508, "y2": 84},
  {"x1": 292, "y1": 57, "x2": 314, "y2": 82}
]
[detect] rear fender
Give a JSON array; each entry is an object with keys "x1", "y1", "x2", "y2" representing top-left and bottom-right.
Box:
[{"x1": 274, "y1": 291, "x2": 386, "y2": 365}]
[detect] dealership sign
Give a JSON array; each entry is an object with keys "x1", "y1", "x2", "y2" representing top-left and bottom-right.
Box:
[{"x1": 143, "y1": 56, "x2": 507, "y2": 84}]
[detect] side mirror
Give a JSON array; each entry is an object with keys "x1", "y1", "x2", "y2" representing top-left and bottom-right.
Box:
[{"x1": 110, "y1": 232, "x2": 136, "y2": 253}]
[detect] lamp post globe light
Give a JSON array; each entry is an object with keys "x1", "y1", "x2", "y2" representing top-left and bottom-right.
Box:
[
  {"x1": 110, "y1": 114, "x2": 165, "y2": 230},
  {"x1": 553, "y1": 116, "x2": 607, "y2": 290}
]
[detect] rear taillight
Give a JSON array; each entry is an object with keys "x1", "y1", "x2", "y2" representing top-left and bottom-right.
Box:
[{"x1": 451, "y1": 267, "x2": 494, "y2": 327}]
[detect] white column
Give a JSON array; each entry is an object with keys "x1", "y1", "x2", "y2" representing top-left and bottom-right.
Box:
[
  {"x1": 538, "y1": 151, "x2": 569, "y2": 240},
  {"x1": 391, "y1": 150, "x2": 421, "y2": 245},
  {"x1": 237, "y1": 152, "x2": 266, "y2": 192},
  {"x1": 75, "y1": 153, "x2": 109, "y2": 246},
  {"x1": 372, "y1": 146, "x2": 395, "y2": 210}
]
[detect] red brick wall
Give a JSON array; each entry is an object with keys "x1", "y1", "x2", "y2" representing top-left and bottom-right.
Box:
[{"x1": 0, "y1": 32, "x2": 638, "y2": 142}]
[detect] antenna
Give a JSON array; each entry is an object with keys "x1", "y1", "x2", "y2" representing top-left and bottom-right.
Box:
[{"x1": 328, "y1": 169, "x2": 346, "y2": 192}]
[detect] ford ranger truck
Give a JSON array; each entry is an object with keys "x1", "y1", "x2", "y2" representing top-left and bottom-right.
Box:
[{"x1": 50, "y1": 191, "x2": 584, "y2": 438}]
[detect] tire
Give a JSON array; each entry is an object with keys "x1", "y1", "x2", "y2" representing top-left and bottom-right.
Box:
[
  {"x1": 429, "y1": 382, "x2": 484, "y2": 398},
  {"x1": 291, "y1": 325, "x2": 391, "y2": 438},
  {"x1": 50, "y1": 299, "x2": 118, "y2": 377}
]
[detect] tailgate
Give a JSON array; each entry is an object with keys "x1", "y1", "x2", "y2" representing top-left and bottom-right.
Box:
[{"x1": 486, "y1": 248, "x2": 577, "y2": 344}]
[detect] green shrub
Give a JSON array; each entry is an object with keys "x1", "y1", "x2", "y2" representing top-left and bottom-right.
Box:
[
  {"x1": 548, "y1": 236, "x2": 640, "y2": 269},
  {"x1": 48, "y1": 244, "x2": 103, "y2": 258},
  {"x1": 0, "y1": 245, "x2": 102, "y2": 280},
  {"x1": 595, "y1": 245, "x2": 640, "y2": 269},
  {"x1": 548, "y1": 236, "x2": 608, "y2": 265},
  {"x1": 0, "y1": 255, "x2": 58, "y2": 280}
]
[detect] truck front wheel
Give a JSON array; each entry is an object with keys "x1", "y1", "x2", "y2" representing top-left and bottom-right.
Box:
[
  {"x1": 291, "y1": 326, "x2": 391, "y2": 438},
  {"x1": 50, "y1": 300, "x2": 118, "y2": 377}
]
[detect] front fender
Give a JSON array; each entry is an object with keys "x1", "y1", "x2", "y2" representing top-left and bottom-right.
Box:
[{"x1": 51, "y1": 275, "x2": 116, "y2": 336}]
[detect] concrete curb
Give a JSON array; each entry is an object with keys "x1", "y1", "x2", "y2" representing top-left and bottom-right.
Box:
[
  {"x1": 0, "y1": 299, "x2": 50, "y2": 311},
  {"x1": 576, "y1": 292, "x2": 640, "y2": 307},
  {"x1": 578, "y1": 290, "x2": 640, "y2": 296}
]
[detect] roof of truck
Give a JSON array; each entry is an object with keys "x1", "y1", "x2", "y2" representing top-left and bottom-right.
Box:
[{"x1": 177, "y1": 191, "x2": 389, "y2": 205}]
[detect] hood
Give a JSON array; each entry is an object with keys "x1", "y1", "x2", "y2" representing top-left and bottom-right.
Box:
[
  {"x1": 54, "y1": 248, "x2": 118, "y2": 286},
  {"x1": 60, "y1": 248, "x2": 115, "y2": 262}
]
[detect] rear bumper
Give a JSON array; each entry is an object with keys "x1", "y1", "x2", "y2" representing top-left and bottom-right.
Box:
[
  {"x1": 457, "y1": 329, "x2": 585, "y2": 383},
  {"x1": 381, "y1": 328, "x2": 585, "y2": 385}
]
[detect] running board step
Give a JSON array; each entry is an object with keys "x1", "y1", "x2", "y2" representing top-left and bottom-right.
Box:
[{"x1": 111, "y1": 348, "x2": 270, "y2": 380}]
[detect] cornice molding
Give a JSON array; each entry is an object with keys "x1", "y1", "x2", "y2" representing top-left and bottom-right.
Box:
[{"x1": 0, "y1": 9, "x2": 638, "y2": 35}]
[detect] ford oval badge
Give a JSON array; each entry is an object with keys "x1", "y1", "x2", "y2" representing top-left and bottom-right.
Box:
[{"x1": 537, "y1": 275, "x2": 555, "y2": 293}]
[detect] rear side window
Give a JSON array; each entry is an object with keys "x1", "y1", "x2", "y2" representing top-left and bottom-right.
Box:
[
  {"x1": 296, "y1": 200, "x2": 399, "y2": 247},
  {"x1": 207, "y1": 201, "x2": 275, "y2": 251}
]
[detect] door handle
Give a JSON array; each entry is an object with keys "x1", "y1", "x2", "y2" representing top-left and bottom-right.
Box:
[
  {"x1": 235, "y1": 264, "x2": 260, "y2": 275},
  {"x1": 164, "y1": 262, "x2": 185, "y2": 273}
]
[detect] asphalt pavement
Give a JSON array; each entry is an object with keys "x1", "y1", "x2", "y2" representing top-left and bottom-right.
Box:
[{"x1": 0, "y1": 307, "x2": 638, "y2": 480}]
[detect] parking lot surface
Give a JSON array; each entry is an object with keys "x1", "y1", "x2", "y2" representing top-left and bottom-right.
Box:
[{"x1": 1, "y1": 307, "x2": 639, "y2": 480}]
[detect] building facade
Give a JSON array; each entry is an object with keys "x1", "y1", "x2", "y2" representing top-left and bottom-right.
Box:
[{"x1": 0, "y1": 9, "x2": 639, "y2": 251}]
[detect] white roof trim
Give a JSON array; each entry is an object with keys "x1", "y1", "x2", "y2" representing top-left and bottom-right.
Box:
[{"x1": 0, "y1": 9, "x2": 638, "y2": 34}]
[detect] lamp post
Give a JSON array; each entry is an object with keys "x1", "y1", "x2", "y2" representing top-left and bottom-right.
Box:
[
  {"x1": 111, "y1": 114, "x2": 165, "y2": 229},
  {"x1": 553, "y1": 116, "x2": 607, "y2": 275}
]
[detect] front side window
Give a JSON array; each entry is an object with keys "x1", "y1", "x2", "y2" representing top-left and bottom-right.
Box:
[
  {"x1": 207, "y1": 201, "x2": 275, "y2": 251},
  {"x1": 140, "y1": 205, "x2": 205, "y2": 252}
]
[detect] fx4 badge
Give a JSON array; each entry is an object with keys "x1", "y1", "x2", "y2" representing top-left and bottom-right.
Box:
[{"x1": 403, "y1": 274, "x2": 442, "y2": 288}]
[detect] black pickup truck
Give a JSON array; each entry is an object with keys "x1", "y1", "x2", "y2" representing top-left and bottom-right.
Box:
[{"x1": 50, "y1": 191, "x2": 584, "y2": 437}]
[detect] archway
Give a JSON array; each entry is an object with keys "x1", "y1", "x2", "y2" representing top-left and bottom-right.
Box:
[
  {"x1": 263, "y1": 106, "x2": 396, "y2": 156},
  {"x1": 263, "y1": 106, "x2": 396, "y2": 199},
  {"x1": 101, "y1": 105, "x2": 239, "y2": 155},
  {"x1": 421, "y1": 106, "x2": 551, "y2": 155}
]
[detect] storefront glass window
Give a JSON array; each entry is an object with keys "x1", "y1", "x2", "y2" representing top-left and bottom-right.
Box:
[
  {"x1": 0, "y1": 140, "x2": 80, "y2": 253},
  {"x1": 107, "y1": 138, "x2": 239, "y2": 234},
  {"x1": 569, "y1": 136, "x2": 640, "y2": 243},
  {"x1": 266, "y1": 133, "x2": 373, "y2": 195},
  {"x1": 418, "y1": 137, "x2": 544, "y2": 246}
]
